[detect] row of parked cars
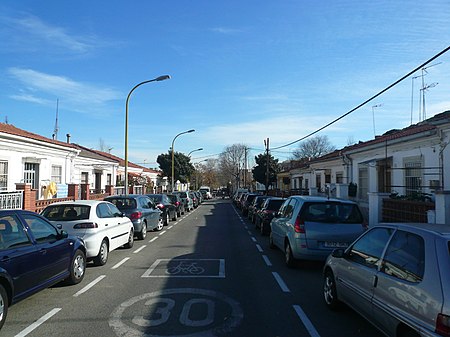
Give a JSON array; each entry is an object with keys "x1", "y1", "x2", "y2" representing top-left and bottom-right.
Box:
[
  {"x1": 0, "y1": 190, "x2": 207, "y2": 330},
  {"x1": 233, "y1": 191, "x2": 450, "y2": 337}
]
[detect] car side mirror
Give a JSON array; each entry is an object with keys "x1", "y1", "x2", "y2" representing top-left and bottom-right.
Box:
[
  {"x1": 57, "y1": 229, "x2": 68, "y2": 239},
  {"x1": 331, "y1": 248, "x2": 346, "y2": 258}
]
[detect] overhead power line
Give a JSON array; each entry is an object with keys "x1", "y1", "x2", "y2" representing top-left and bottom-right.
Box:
[{"x1": 271, "y1": 45, "x2": 450, "y2": 150}]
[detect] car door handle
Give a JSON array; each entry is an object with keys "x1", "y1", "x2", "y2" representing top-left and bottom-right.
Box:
[
  {"x1": 39, "y1": 249, "x2": 47, "y2": 255},
  {"x1": 372, "y1": 275, "x2": 378, "y2": 288},
  {"x1": 0, "y1": 256, "x2": 10, "y2": 263},
  {"x1": 105, "y1": 223, "x2": 108, "y2": 226}
]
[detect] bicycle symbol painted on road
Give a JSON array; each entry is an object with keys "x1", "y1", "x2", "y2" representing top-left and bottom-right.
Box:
[{"x1": 166, "y1": 261, "x2": 205, "y2": 275}]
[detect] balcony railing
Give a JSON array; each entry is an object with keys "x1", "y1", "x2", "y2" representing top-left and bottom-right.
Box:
[{"x1": 0, "y1": 191, "x2": 23, "y2": 209}]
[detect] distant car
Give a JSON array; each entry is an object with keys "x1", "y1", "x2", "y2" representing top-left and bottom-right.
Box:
[
  {"x1": 241, "y1": 193, "x2": 258, "y2": 216},
  {"x1": 146, "y1": 194, "x2": 177, "y2": 224},
  {"x1": 189, "y1": 191, "x2": 199, "y2": 208},
  {"x1": 255, "y1": 197, "x2": 285, "y2": 235},
  {"x1": 0, "y1": 210, "x2": 86, "y2": 330},
  {"x1": 270, "y1": 196, "x2": 367, "y2": 267},
  {"x1": 104, "y1": 195, "x2": 163, "y2": 238},
  {"x1": 41, "y1": 200, "x2": 134, "y2": 266},
  {"x1": 323, "y1": 222, "x2": 450, "y2": 337},
  {"x1": 167, "y1": 193, "x2": 185, "y2": 217},
  {"x1": 247, "y1": 195, "x2": 269, "y2": 223},
  {"x1": 173, "y1": 191, "x2": 194, "y2": 212}
]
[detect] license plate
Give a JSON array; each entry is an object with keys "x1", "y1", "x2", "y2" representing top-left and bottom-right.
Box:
[{"x1": 324, "y1": 242, "x2": 348, "y2": 248}]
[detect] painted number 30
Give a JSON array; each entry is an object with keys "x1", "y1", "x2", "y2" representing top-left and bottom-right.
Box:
[{"x1": 132, "y1": 298, "x2": 215, "y2": 328}]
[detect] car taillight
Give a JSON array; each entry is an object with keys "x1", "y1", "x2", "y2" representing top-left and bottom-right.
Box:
[
  {"x1": 436, "y1": 313, "x2": 450, "y2": 336},
  {"x1": 129, "y1": 212, "x2": 142, "y2": 220},
  {"x1": 175, "y1": 201, "x2": 180, "y2": 206},
  {"x1": 294, "y1": 217, "x2": 305, "y2": 233},
  {"x1": 157, "y1": 203, "x2": 164, "y2": 209},
  {"x1": 73, "y1": 222, "x2": 98, "y2": 229}
]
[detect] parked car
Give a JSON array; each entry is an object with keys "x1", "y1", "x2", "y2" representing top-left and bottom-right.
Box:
[
  {"x1": 270, "y1": 196, "x2": 367, "y2": 267},
  {"x1": 167, "y1": 193, "x2": 185, "y2": 217},
  {"x1": 323, "y1": 222, "x2": 450, "y2": 337},
  {"x1": 104, "y1": 195, "x2": 163, "y2": 238},
  {"x1": 146, "y1": 194, "x2": 178, "y2": 224},
  {"x1": 255, "y1": 197, "x2": 285, "y2": 235},
  {"x1": 248, "y1": 195, "x2": 269, "y2": 223},
  {"x1": 0, "y1": 210, "x2": 86, "y2": 330},
  {"x1": 41, "y1": 200, "x2": 134, "y2": 266},
  {"x1": 173, "y1": 191, "x2": 194, "y2": 212}
]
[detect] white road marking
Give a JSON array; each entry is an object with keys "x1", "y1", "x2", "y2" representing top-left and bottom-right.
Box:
[
  {"x1": 111, "y1": 257, "x2": 130, "y2": 269},
  {"x1": 262, "y1": 255, "x2": 272, "y2": 266},
  {"x1": 250, "y1": 236, "x2": 257, "y2": 242},
  {"x1": 256, "y1": 244, "x2": 263, "y2": 252},
  {"x1": 133, "y1": 245, "x2": 146, "y2": 254},
  {"x1": 14, "y1": 308, "x2": 61, "y2": 337},
  {"x1": 159, "y1": 230, "x2": 167, "y2": 236},
  {"x1": 73, "y1": 275, "x2": 106, "y2": 297},
  {"x1": 293, "y1": 305, "x2": 321, "y2": 337},
  {"x1": 168, "y1": 225, "x2": 174, "y2": 229},
  {"x1": 272, "y1": 272, "x2": 290, "y2": 292}
]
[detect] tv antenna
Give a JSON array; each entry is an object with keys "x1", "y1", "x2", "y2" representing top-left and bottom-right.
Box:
[
  {"x1": 53, "y1": 99, "x2": 59, "y2": 140},
  {"x1": 371, "y1": 104, "x2": 382, "y2": 137},
  {"x1": 417, "y1": 62, "x2": 441, "y2": 122}
]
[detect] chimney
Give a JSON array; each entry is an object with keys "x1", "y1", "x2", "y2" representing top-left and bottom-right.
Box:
[{"x1": 66, "y1": 133, "x2": 71, "y2": 143}]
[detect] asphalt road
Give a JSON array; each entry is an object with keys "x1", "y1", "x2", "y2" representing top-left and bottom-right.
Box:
[{"x1": 2, "y1": 199, "x2": 381, "y2": 337}]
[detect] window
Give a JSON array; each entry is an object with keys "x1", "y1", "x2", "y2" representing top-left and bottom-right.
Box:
[
  {"x1": 24, "y1": 162, "x2": 39, "y2": 189},
  {"x1": 382, "y1": 230, "x2": 424, "y2": 283},
  {"x1": 22, "y1": 214, "x2": 58, "y2": 243},
  {"x1": 107, "y1": 174, "x2": 112, "y2": 186},
  {"x1": 0, "y1": 161, "x2": 7, "y2": 191},
  {"x1": 336, "y1": 172, "x2": 343, "y2": 184},
  {"x1": 404, "y1": 158, "x2": 422, "y2": 196},
  {"x1": 0, "y1": 215, "x2": 31, "y2": 249},
  {"x1": 81, "y1": 172, "x2": 89, "y2": 184},
  {"x1": 358, "y1": 166, "x2": 368, "y2": 200},
  {"x1": 97, "y1": 203, "x2": 114, "y2": 218},
  {"x1": 51, "y1": 165, "x2": 62, "y2": 184},
  {"x1": 348, "y1": 227, "x2": 393, "y2": 269}
]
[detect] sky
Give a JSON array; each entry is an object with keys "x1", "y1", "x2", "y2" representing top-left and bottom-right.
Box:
[{"x1": 1, "y1": 1, "x2": 450, "y2": 169}]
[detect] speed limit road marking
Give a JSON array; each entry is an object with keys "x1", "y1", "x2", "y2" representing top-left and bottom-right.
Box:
[{"x1": 109, "y1": 288, "x2": 243, "y2": 337}]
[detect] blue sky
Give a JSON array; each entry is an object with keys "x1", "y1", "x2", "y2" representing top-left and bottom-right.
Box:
[{"x1": 1, "y1": 1, "x2": 450, "y2": 168}]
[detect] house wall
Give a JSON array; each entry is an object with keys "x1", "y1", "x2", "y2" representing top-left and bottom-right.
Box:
[{"x1": 72, "y1": 158, "x2": 117, "y2": 193}]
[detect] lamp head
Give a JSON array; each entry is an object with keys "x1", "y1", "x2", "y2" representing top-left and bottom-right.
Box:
[{"x1": 155, "y1": 75, "x2": 171, "y2": 81}]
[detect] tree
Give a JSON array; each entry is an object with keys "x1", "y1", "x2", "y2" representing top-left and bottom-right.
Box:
[
  {"x1": 156, "y1": 151, "x2": 195, "y2": 184},
  {"x1": 218, "y1": 144, "x2": 247, "y2": 190},
  {"x1": 252, "y1": 153, "x2": 279, "y2": 190},
  {"x1": 292, "y1": 135, "x2": 335, "y2": 159}
]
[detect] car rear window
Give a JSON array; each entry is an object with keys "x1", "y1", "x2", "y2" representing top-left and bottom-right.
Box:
[
  {"x1": 42, "y1": 204, "x2": 91, "y2": 221},
  {"x1": 267, "y1": 199, "x2": 284, "y2": 211},
  {"x1": 108, "y1": 198, "x2": 137, "y2": 210},
  {"x1": 301, "y1": 202, "x2": 363, "y2": 224}
]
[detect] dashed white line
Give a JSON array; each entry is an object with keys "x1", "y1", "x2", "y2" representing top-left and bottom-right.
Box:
[
  {"x1": 262, "y1": 255, "x2": 272, "y2": 266},
  {"x1": 159, "y1": 230, "x2": 167, "y2": 236},
  {"x1": 73, "y1": 275, "x2": 106, "y2": 297},
  {"x1": 167, "y1": 225, "x2": 174, "y2": 229},
  {"x1": 111, "y1": 257, "x2": 130, "y2": 269},
  {"x1": 251, "y1": 236, "x2": 257, "y2": 242},
  {"x1": 272, "y1": 272, "x2": 290, "y2": 292},
  {"x1": 15, "y1": 308, "x2": 61, "y2": 337},
  {"x1": 293, "y1": 305, "x2": 321, "y2": 337},
  {"x1": 149, "y1": 237, "x2": 158, "y2": 243},
  {"x1": 255, "y1": 244, "x2": 263, "y2": 252},
  {"x1": 133, "y1": 245, "x2": 146, "y2": 254}
]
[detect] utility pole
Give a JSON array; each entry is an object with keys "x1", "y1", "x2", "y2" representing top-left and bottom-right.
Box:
[
  {"x1": 244, "y1": 146, "x2": 247, "y2": 189},
  {"x1": 264, "y1": 138, "x2": 270, "y2": 195}
]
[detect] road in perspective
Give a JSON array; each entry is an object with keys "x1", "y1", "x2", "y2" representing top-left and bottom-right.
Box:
[{"x1": 3, "y1": 198, "x2": 380, "y2": 337}]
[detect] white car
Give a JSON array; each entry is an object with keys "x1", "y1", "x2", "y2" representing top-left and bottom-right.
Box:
[{"x1": 41, "y1": 200, "x2": 134, "y2": 266}]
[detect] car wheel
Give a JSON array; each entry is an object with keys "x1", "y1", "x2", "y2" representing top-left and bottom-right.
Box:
[
  {"x1": 172, "y1": 211, "x2": 177, "y2": 221},
  {"x1": 66, "y1": 249, "x2": 86, "y2": 285},
  {"x1": 260, "y1": 222, "x2": 266, "y2": 236},
  {"x1": 323, "y1": 270, "x2": 341, "y2": 310},
  {"x1": 124, "y1": 229, "x2": 134, "y2": 248},
  {"x1": 94, "y1": 240, "x2": 109, "y2": 266},
  {"x1": 164, "y1": 212, "x2": 169, "y2": 225},
  {"x1": 269, "y1": 232, "x2": 276, "y2": 249},
  {"x1": 138, "y1": 222, "x2": 147, "y2": 240},
  {"x1": 0, "y1": 284, "x2": 8, "y2": 330},
  {"x1": 155, "y1": 217, "x2": 164, "y2": 231},
  {"x1": 285, "y1": 242, "x2": 295, "y2": 268}
]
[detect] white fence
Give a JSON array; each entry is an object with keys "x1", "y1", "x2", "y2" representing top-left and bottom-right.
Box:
[{"x1": 0, "y1": 191, "x2": 23, "y2": 209}]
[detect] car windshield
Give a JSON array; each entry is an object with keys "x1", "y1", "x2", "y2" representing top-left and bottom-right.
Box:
[
  {"x1": 148, "y1": 195, "x2": 162, "y2": 202},
  {"x1": 267, "y1": 200, "x2": 284, "y2": 211},
  {"x1": 108, "y1": 198, "x2": 136, "y2": 210},
  {"x1": 179, "y1": 192, "x2": 187, "y2": 198},
  {"x1": 301, "y1": 202, "x2": 363, "y2": 224},
  {"x1": 167, "y1": 195, "x2": 177, "y2": 203},
  {"x1": 41, "y1": 204, "x2": 91, "y2": 221}
]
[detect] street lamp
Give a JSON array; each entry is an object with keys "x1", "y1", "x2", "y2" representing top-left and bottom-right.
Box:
[
  {"x1": 171, "y1": 129, "x2": 195, "y2": 191},
  {"x1": 124, "y1": 75, "x2": 170, "y2": 195},
  {"x1": 188, "y1": 148, "x2": 203, "y2": 157}
]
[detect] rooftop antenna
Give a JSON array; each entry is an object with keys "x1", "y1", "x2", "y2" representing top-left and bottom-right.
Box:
[
  {"x1": 420, "y1": 82, "x2": 438, "y2": 121},
  {"x1": 53, "y1": 99, "x2": 59, "y2": 140},
  {"x1": 371, "y1": 104, "x2": 382, "y2": 137},
  {"x1": 418, "y1": 62, "x2": 441, "y2": 122}
]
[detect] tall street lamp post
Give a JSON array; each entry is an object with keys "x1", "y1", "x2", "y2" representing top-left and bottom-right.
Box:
[
  {"x1": 188, "y1": 148, "x2": 203, "y2": 157},
  {"x1": 171, "y1": 129, "x2": 195, "y2": 191},
  {"x1": 125, "y1": 75, "x2": 170, "y2": 195}
]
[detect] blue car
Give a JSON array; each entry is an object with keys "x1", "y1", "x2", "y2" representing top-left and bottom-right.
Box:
[{"x1": 0, "y1": 209, "x2": 86, "y2": 330}]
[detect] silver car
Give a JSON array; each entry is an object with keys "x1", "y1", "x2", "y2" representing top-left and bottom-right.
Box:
[
  {"x1": 323, "y1": 223, "x2": 450, "y2": 337},
  {"x1": 270, "y1": 196, "x2": 367, "y2": 267}
]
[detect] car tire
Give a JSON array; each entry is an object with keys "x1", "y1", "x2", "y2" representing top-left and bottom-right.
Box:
[
  {"x1": 124, "y1": 229, "x2": 134, "y2": 248},
  {"x1": 66, "y1": 249, "x2": 86, "y2": 285},
  {"x1": 323, "y1": 270, "x2": 341, "y2": 310},
  {"x1": 0, "y1": 284, "x2": 8, "y2": 330},
  {"x1": 164, "y1": 212, "x2": 169, "y2": 225},
  {"x1": 269, "y1": 232, "x2": 276, "y2": 249},
  {"x1": 94, "y1": 240, "x2": 109, "y2": 266},
  {"x1": 260, "y1": 222, "x2": 266, "y2": 236},
  {"x1": 155, "y1": 217, "x2": 164, "y2": 231},
  {"x1": 172, "y1": 211, "x2": 177, "y2": 221},
  {"x1": 138, "y1": 222, "x2": 147, "y2": 240},
  {"x1": 285, "y1": 242, "x2": 295, "y2": 268}
]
